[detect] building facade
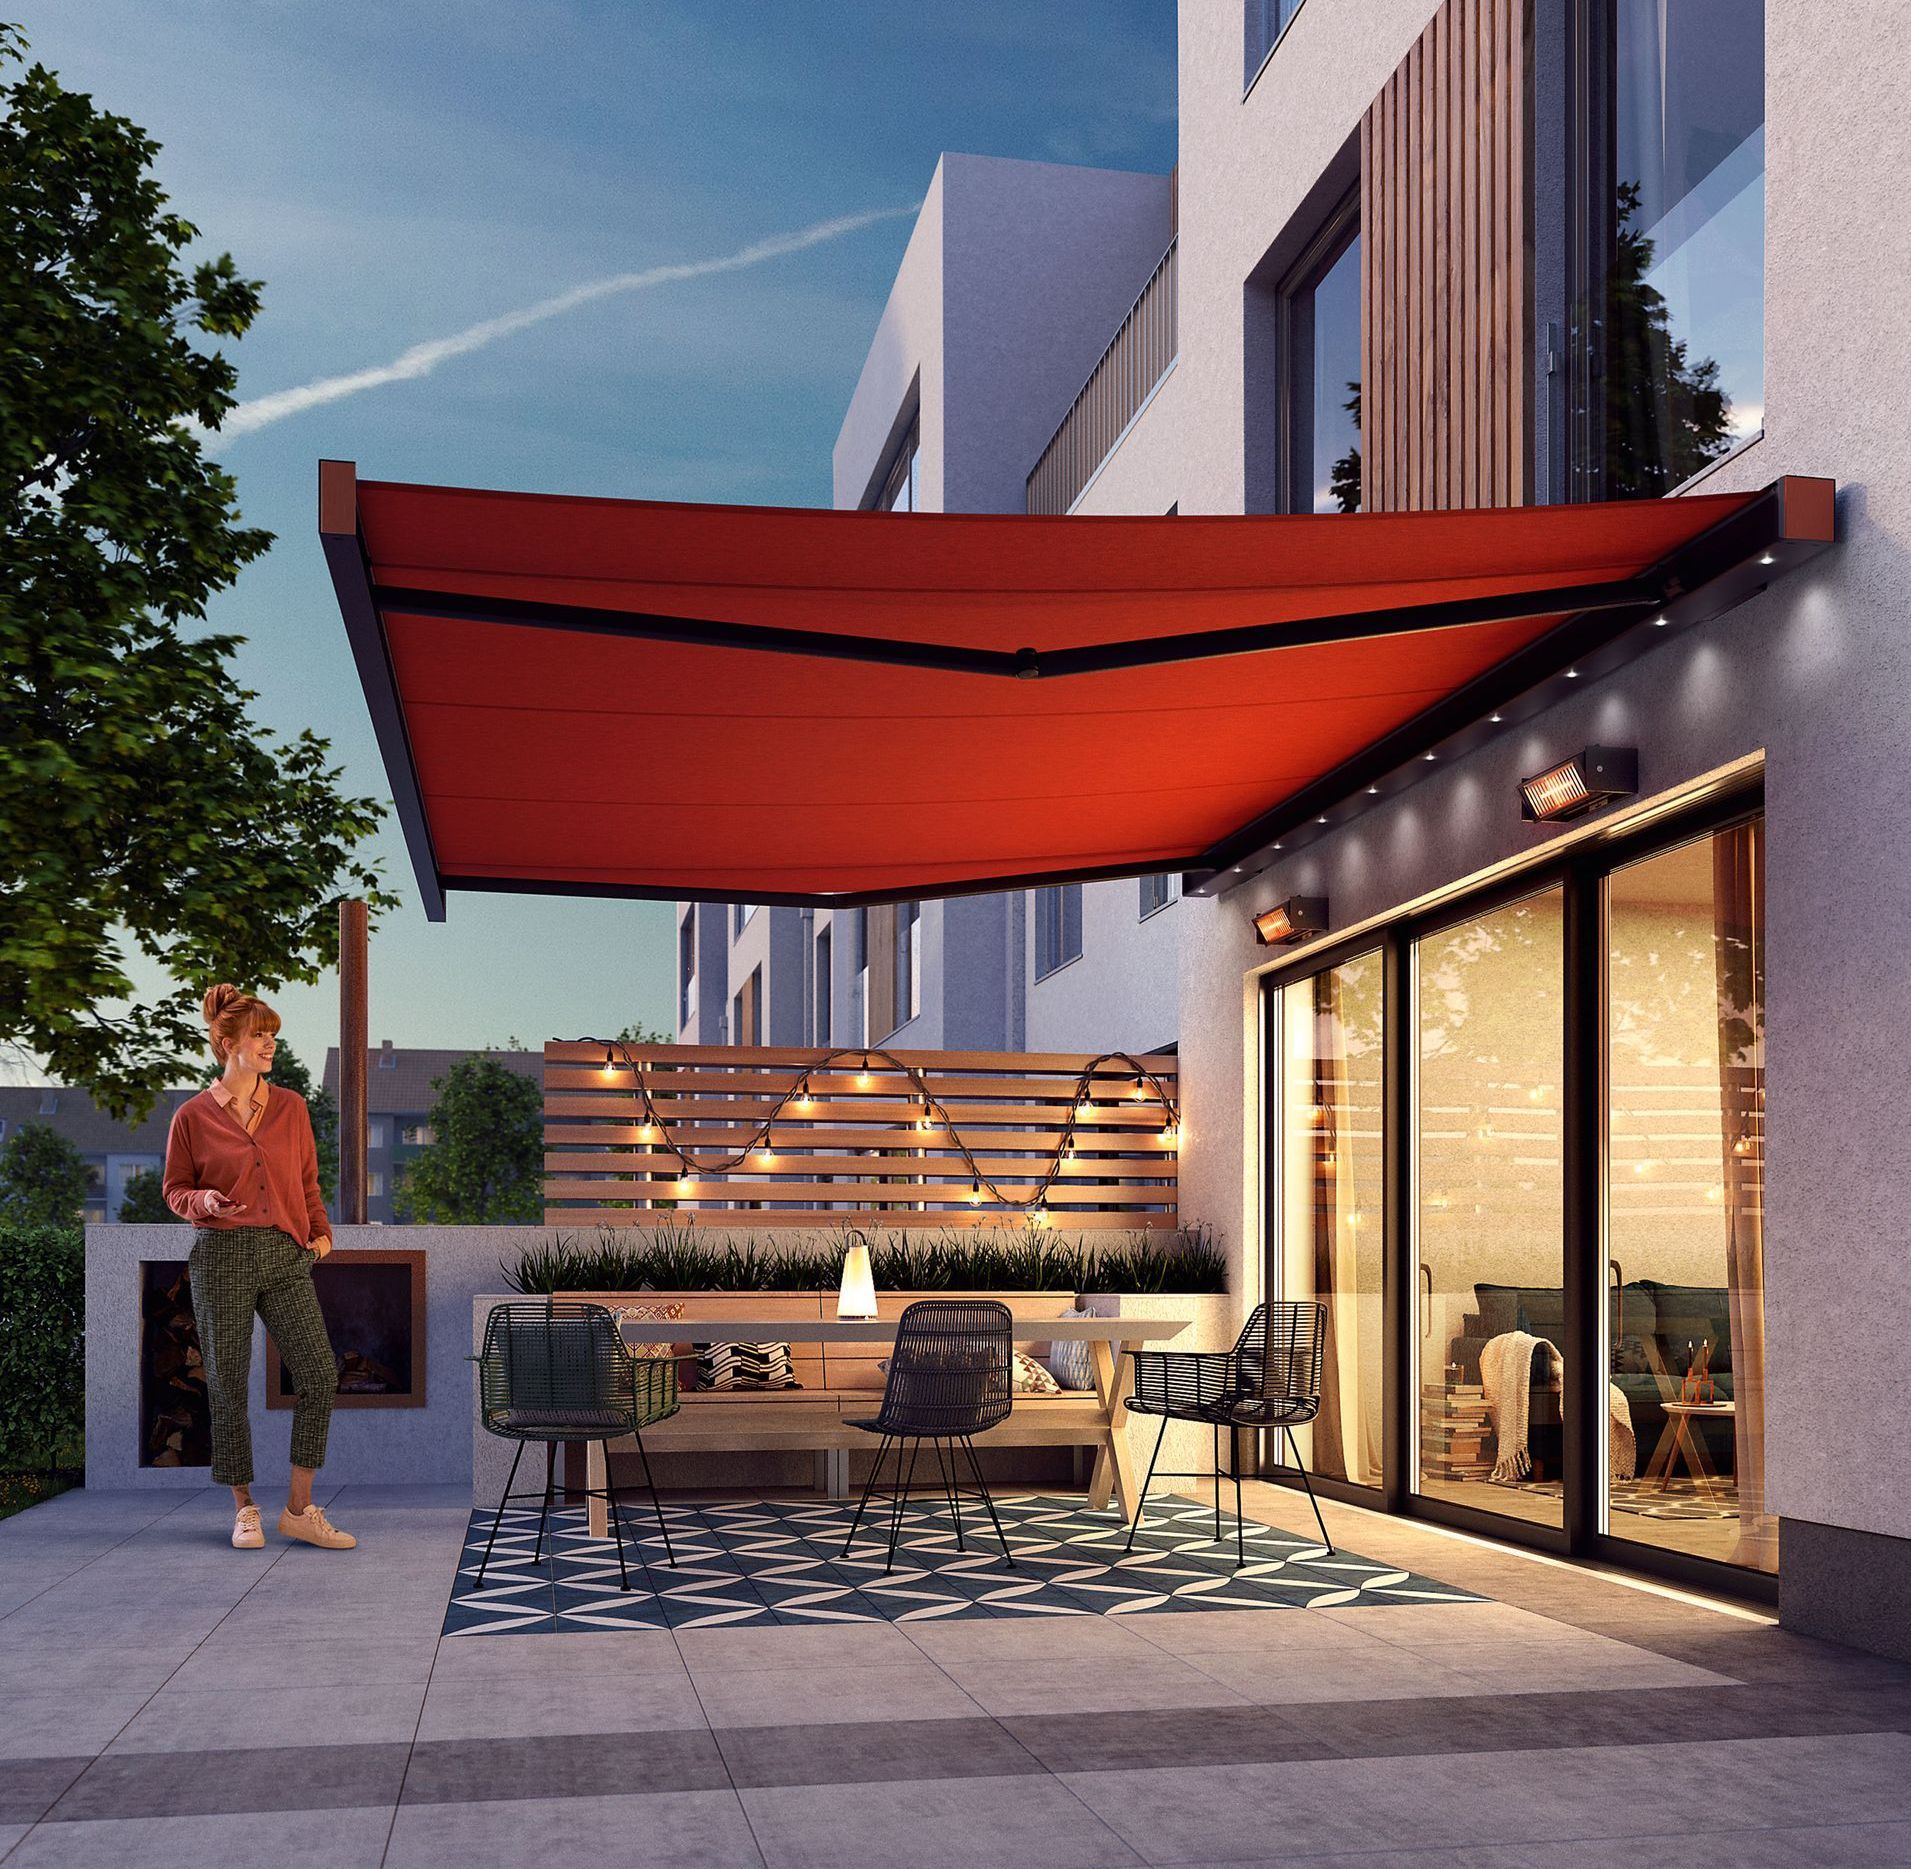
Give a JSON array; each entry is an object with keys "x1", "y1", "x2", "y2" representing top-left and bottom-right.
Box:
[
  {"x1": 694, "y1": 0, "x2": 1911, "y2": 1650},
  {"x1": 0, "y1": 1086, "x2": 196, "y2": 1224}
]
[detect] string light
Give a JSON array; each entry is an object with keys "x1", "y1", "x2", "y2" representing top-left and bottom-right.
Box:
[{"x1": 1130, "y1": 1074, "x2": 1147, "y2": 1101}]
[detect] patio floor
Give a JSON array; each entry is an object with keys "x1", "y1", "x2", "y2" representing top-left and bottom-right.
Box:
[{"x1": 3, "y1": 1479, "x2": 1910, "y2": 1867}]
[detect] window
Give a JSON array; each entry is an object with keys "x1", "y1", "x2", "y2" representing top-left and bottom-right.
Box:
[
  {"x1": 1571, "y1": 0, "x2": 1764, "y2": 497},
  {"x1": 731, "y1": 902, "x2": 758, "y2": 939},
  {"x1": 37, "y1": 1088, "x2": 57, "y2": 1115},
  {"x1": 678, "y1": 913, "x2": 697, "y2": 1029},
  {"x1": 1034, "y1": 885, "x2": 1083, "y2": 979},
  {"x1": 367, "y1": 1170, "x2": 385, "y2": 1198},
  {"x1": 813, "y1": 925, "x2": 832, "y2": 1046},
  {"x1": 875, "y1": 417, "x2": 920, "y2": 512},
  {"x1": 368, "y1": 1118, "x2": 387, "y2": 1150},
  {"x1": 1139, "y1": 873, "x2": 1176, "y2": 919},
  {"x1": 734, "y1": 967, "x2": 762, "y2": 1047},
  {"x1": 401, "y1": 1123, "x2": 433, "y2": 1147},
  {"x1": 853, "y1": 907, "x2": 870, "y2": 1042},
  {"x1": 1281, "y1": 198, "x2": 1362, "y2": 513},
  {"x1": 1244, "y1": 0, "x2": 1307, "y2": 89}
]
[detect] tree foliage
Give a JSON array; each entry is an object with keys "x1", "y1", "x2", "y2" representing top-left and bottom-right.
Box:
[
  {"x1": 118, "y1": 1164, "x2": 179, "y2": 1223},
  {"x1": 0, "y1": 28, "x2": 397, "y2": 1123},
  {"x1": 0, "y1": 1122, "x2": 91, "y2": 1226},
  {"x1": 391, "y1": 1058, "x2": 544, "y2": 1224}
]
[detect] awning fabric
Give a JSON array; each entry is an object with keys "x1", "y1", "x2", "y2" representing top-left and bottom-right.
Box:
[{"x1": 319, "y1": 465, "x2": 1833, "y2": 917}]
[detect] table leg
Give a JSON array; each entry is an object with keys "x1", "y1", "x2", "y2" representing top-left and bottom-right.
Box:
[
  {"x1": 587, "y1": 1437, "x2": 609, "y2": 1540},
  {"x1": 1086, "y1": 1340, "x2": 1138, "y2": 1518}
]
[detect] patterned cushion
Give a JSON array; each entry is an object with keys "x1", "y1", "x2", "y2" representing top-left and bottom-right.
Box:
[
  {"x1": 695, "y1": 1341, "x2": 799, "y2": 1390},
  {"x1": 611, "y1": 1301, "x2": 687, "y2": 1360},
  {"x1": 1014, "y1": 1352, "x2": 1061, "y2": 1395},
  {"x1": 1045, "y1": 1307, "x2": 1097, "y2": 1391}
]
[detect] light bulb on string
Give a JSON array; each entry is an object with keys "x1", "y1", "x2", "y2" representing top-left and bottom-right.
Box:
[
  {"x1": 1130, "y1": 1074, "x2": 1147, "y2": 1102},
  {"x1": 756, "y1": 1137, "x2": 775, "y2": 1166},
  {"x1": 967, "y1": 1178, "x2": 982, "y2": 1205},
  {"x1": 794, "y1": 1077, "x2": 815, "y2": 1113},
  {"x1": 857, "y1": 1053, "x2": 873, "y2": 1088}
]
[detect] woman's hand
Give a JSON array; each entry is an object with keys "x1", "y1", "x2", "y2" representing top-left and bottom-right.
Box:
[
  {"x1": 194, "y1": 1189, "x2": 238, "y2": 1220},
  {"x1": 308, "y1": 1236, "x2": 334, "y2": 1260}
]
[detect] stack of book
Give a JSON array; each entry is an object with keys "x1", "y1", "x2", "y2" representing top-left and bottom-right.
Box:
[{"x1": 1421, "y1": 1372, "x2": 1494, "y2": 1479}]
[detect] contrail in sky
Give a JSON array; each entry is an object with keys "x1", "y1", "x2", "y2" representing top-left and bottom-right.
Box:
[{"x1": 218, "y1": 204, "x2": 917, "y2": 437}]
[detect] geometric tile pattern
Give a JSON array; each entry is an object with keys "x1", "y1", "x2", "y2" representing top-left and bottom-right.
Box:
[{"x1": 443, "y1": 1492, "x2": 1480, "y2": 1635}]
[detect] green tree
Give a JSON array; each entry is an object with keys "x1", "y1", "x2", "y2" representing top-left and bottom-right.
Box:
[
  {"x1": 0, "y1": 28, "x2": 396, "y2": 1125},
  {"x1": 0, "y1": 1122, "x2": 92, "y2": 1226},
  {"x1": 613, "y1": 1022, "x2": 673, "y2": 1047},
  {"x1": 391, "y1": 1058, "x2": 544, "y2": 1224},
  {"x1": 117, "y1": 1165, "x2": 179, "y2": 1223},
  {"x1": 1603, "y1": 180, "x2": 1733, "y2": 497},
  {"x1": 267, "y1": 1037, "x2": 338, "y2": 1212},
  {"x1": 1329, "y1": 380, "x2": 1362, "y2": 514}
]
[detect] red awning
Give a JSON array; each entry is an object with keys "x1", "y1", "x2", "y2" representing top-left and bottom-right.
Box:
[{"x1": 319, "y1": 464, "x2": 1834, "y2": 918}]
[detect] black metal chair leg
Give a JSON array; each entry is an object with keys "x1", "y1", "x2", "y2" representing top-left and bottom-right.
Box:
[
  {"x1": 933, "y1": 1437, "x2": 966, "y2": 1550},
  {"x1": 631, "y1": 1427, "x2": 675, "y2": 1567},
  {"x1": 598, "y1": 1450, "x2": 633, "y2": 1591},
  {"x1": 842, "y1": 1434, "x2": 891, "y2": 1555},
  {"x1": 533, "y1": 1440, "x2": 557, "y2": 1566},
  {"x1": 1124, "y1": 1414, "x2": 1171, "y2": 1553},
  {"x1": 1232, "y1": 1429, "x2": 1245, "y2": 1569},
  {"x1": 475, "y1": 1439, "x2": 527, "y2": 1586},
  {"x1": 958, "y1": 1437, "x2": 1015, "y2": 1566},
  {"x1": 1285, "y1": 1426, "x2": 1333, "y2": 1553},
  {"x1": 886, "y1": 1436, "x2": 923, "y2": 1572},
  {"x1": 1212, "y1": 1423, "x2": 1223, "y2": 1543}
]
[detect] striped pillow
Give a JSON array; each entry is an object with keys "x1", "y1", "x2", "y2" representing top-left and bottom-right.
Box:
[
  {"x1": 1046, "y1": 1307, "x2": 1098, "y2": 1391},
  {"x1": 694, "y1": 1341, "x2": 799, "y2": 1390}
]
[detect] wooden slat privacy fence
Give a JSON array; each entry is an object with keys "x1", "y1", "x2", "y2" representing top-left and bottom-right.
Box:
[
  {"x1": 544, "y1": 1041, "x2": 1180, "y2": 1230},
  {"x1": 1360, "y1": 0, "x2": 1529, "y2": 512}
]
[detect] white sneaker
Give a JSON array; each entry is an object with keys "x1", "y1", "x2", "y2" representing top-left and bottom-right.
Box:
[
  {"x1": 278, "y1": 1504, "x2": 357, "y2": 1549},
  {"x1": 232, "y1": 1504, "x2": 264, "y2": 1549}
]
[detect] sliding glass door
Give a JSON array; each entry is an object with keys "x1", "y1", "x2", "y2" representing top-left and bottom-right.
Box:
[
  {"x1": 1603, "y1": 823, "x2": 1772, "y2": 1571},
  {"x1": 1275, "y1": 951, "x2": 1385, "y2": 1489},
  {"x1": 1261, "y1": 793, "x2": 1773, "y2": 1586},
  {"x1": 1412, "y1": 890, "x2": 1566, "y2": 1529}
]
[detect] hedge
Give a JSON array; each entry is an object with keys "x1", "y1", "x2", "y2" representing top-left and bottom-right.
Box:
[{"x1": 0, "y1": 1222, "x2": 85, "y2": 1470}]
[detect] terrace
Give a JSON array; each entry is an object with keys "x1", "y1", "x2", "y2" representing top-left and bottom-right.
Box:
[{"x1": 7, "y1": 1479, "x2": 1911, "y2": 1866}]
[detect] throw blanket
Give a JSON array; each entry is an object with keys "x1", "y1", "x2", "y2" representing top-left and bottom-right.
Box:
[{"x1": 1478, "y1": 1331, "x2": 1637, "y2": 1482}]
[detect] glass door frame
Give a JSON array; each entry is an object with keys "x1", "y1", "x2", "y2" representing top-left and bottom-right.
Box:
[{"x1": 1256, "y1": 772, "x2": 1775, "y2": 1603}]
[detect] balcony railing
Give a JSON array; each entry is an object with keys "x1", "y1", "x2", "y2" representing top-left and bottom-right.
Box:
[{"x1": 1026, "y1": 238, "x2": 1178, "y2": 517}]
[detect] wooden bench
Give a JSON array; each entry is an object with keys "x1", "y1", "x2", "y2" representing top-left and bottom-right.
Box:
[{"x1": 569, "y1": 1291, "x2": 1192, "y2": 1538}]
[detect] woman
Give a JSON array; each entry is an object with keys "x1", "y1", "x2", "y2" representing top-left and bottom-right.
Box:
[{"x1": 163, "y1": 984, "x2": 357, "y2": 1552}]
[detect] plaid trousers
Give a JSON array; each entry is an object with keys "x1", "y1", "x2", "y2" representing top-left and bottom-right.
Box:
[{"x1": 189, "y1": 1226, "x2": 337, "y2": 1486}]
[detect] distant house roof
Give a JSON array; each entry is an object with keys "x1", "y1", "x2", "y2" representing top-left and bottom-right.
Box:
[
  {"x1": 320, "y1": 1041, "x2": 544, "y2": 1113},
  {"x1": 0, "y1": 1085, "x2": 197, "y2": 1155}
]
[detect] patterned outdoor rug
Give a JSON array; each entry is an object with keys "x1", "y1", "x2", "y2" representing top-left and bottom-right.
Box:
[
  {"x1": 442, "y1": 1492, "x2": 1480, "y2": 1634},
  {"x1": 1497, "y1": 1476, "x2": 1740, "y2": 1522}
]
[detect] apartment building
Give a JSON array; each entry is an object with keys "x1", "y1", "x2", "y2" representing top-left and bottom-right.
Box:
[
  {"x1": 0, "y1": 1086, "x2": 196, "y2": 1224},
  {"x1": 687, "y1": 0, "x2": 1911, "y2": 1651}
]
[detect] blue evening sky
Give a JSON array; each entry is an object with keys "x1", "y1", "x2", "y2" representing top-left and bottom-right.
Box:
[{"x1": 17, "y1": 1, "x2": 1176, "y2": 1079}]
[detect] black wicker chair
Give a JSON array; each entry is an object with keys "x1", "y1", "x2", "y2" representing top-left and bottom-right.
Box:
[
  {"x1": 841, "y1": 1299, "x2": 1016, "y2": 1571},
  {"x1": 1124, "y1": 1300, "x2": 1331, "y2": 1566},
  {"x1": 471, "y1": 1300, "x2": 679, "y2": 1590}
]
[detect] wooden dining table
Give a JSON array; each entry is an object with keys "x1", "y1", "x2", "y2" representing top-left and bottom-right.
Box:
[{"x1": 581, "y1": 1313, "x2": 1192, "y2": 1538}]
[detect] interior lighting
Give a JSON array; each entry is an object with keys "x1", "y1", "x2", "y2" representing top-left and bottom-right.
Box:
[
  {"x1": 1252, "y1": 896, "x2": 1329, "y2": 946},
  {"x1": 1519, "y1": 745, "x2": 1638, "y2": 822}
]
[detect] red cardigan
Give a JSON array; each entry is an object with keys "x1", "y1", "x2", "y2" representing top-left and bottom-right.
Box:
[{"x1": 163, "y1": 1083, "x2": 331, "y2": 1247}]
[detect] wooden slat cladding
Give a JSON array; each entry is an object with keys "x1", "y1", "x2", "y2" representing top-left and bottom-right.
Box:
[
  {"x1": 1361, "y1": 0, "x2": 1528, "y2": 512},
  {"x1": 542, "y1": 1041, "x2": 1180, "y2": 1230}
]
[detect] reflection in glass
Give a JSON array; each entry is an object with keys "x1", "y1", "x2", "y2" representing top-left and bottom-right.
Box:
[
  {"x1": 1598, "y1": 0, "x2": 1764, "y2": 495},
  {"x1": 1414, "y1": 893, "x2": 1565, "y2": 1528},
  {"x1": 1280, "y1": 953, "x2": 1384, "y2": 1487},
  {"x1": 1605, "y1": 823, "x2": 1771, "y2": 1570}
]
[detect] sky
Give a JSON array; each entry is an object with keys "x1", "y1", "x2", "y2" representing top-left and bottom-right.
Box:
[{"x1": 14, "y1": 0, "x2": 1177, "y2": 1083}]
